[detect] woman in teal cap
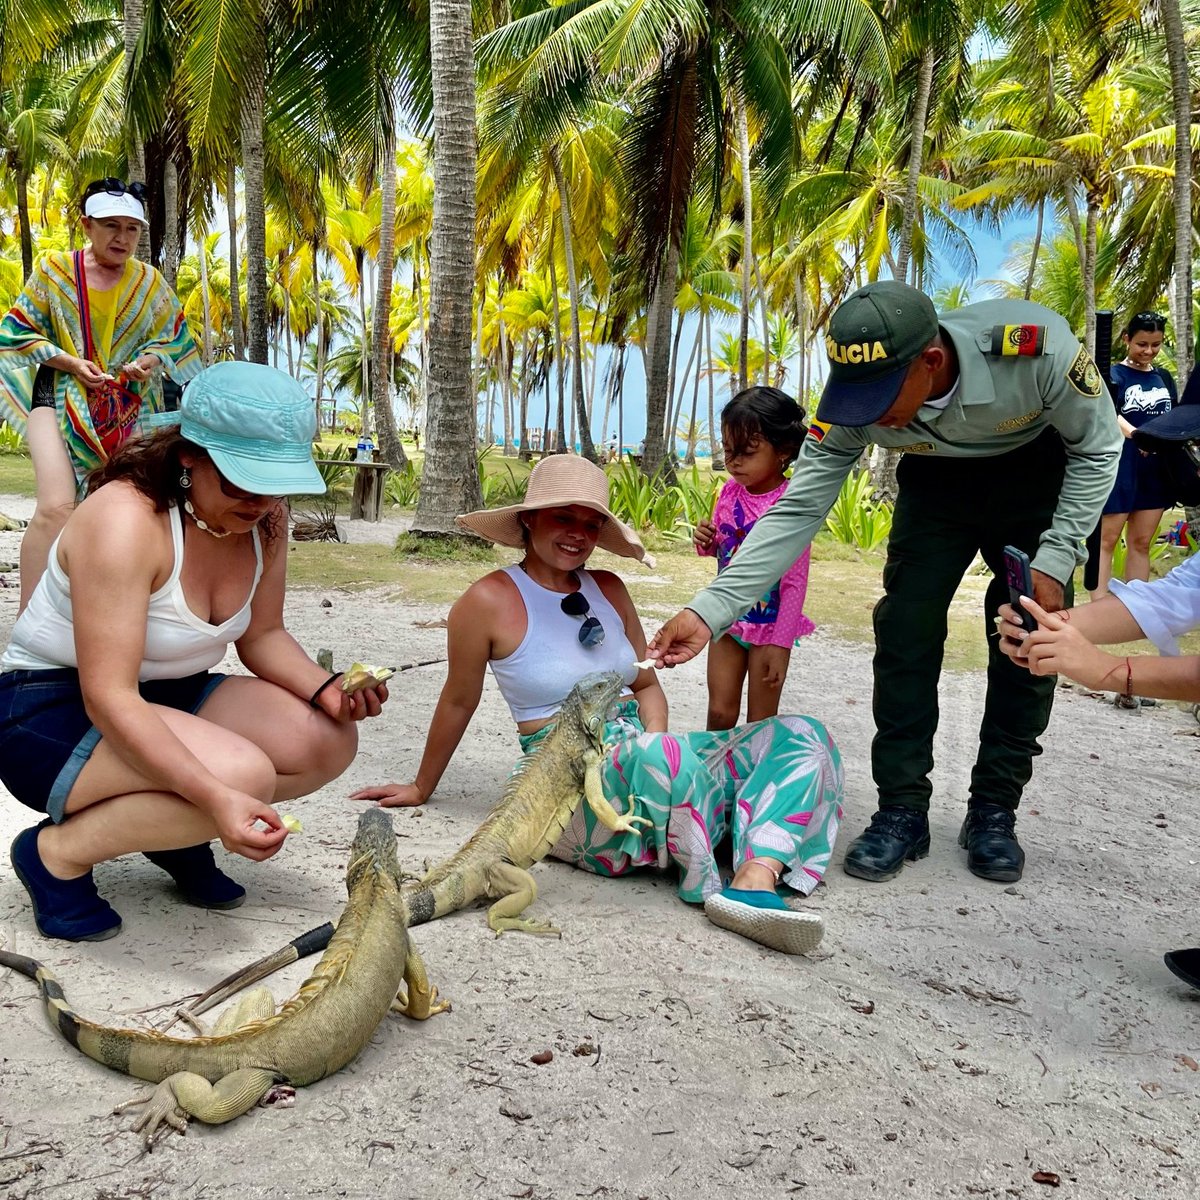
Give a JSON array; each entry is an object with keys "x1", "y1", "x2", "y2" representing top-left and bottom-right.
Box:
[{"x1": 0, "y1": 362, "x2": 390, "y2": 942}]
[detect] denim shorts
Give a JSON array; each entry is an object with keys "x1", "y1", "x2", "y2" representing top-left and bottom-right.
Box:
[{"x1": 0, "y1": 668, "x2": 226, "y2": 822}]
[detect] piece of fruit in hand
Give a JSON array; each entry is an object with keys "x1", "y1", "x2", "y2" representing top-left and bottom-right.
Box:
[
  {"x1": 341, "y1": 662, "x2": 396, "y2": 693},
  {"x1": 281, "y1": 814, "x2": 303, "y2": 834}
]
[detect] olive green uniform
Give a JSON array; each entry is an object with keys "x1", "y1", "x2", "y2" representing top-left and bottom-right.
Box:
[{"x1": 688, "y1": 299, "x2": 1121, "y2": 813}]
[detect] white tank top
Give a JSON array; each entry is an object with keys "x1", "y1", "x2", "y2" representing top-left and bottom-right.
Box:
[
  {"x1": 1, "y1": 505, "x2": 263, "y2": 680},
  {"x1": 488, "y1": 565, "x2": 638, "y2": 722}
]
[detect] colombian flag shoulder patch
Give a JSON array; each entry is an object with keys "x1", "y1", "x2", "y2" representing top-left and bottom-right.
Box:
[
  {"x1": 808, "y1": 420, "x2": 832, "y2": 443},
  {"x1": 990, "y1": 323, "x2": 1046, "y2": 357}
]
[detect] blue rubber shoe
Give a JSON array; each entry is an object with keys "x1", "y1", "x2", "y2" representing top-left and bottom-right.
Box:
[
  {"x1": 143, "y1": 843, "x2": 246, "y2": 909},
  {"x1": 703, "y1": 885, "x2": 824, "y2": 955},
  {"x1": 10, "y1": 822, "x2": 122, "y2": 942}
]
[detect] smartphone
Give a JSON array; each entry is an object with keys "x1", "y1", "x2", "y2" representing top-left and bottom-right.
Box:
[{"x1": 1002, "y1": 545, "x2": 1038, "y2": 634}]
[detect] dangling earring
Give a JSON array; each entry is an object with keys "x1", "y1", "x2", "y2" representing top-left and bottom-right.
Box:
[{"x1": 179, "y1": 468, "x2": 192, "y2": 490}]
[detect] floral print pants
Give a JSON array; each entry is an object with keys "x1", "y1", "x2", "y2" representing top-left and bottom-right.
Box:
[{"x1": 517, "y1": 701, "x2": 844, "y2": 904}]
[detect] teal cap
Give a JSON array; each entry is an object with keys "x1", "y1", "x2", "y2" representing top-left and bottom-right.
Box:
[
  {"x1": 180, "y1": 362, "x2": 324, "y2": 496},
  {"x1": 816, "y1": 281, "x2": 940, "y2": 427}
]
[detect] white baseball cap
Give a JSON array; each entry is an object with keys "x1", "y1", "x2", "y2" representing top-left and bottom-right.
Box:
[{"x1": 83, "y1": 190, "x2": 148, "y2": 227}]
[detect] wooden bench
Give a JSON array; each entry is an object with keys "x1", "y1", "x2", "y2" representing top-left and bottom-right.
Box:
[{"x1": 313, "y1": 459, "x2": 391, "y2": 522}]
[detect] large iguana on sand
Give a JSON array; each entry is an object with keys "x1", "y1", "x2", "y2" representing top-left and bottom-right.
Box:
[
  {"x1": 0, "y1": 808, "x2": 447, "y2": 1147},
  {"x1": 171, "y1": 670, "x2": 644, "y2": 1023}
]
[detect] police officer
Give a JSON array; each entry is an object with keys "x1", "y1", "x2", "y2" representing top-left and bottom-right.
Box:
[{"x1": 648, "y1": 280, "x2": 1121, "y2": 884}]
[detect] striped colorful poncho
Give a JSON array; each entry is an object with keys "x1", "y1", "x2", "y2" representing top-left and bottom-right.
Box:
[{"x1": 0, "y1": 250, "x2": 202, "y2": 478}]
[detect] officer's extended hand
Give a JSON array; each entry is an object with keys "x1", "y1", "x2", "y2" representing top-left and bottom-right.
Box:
[
  {"x1": 646, "y1": 609, "x2": 711, "y2": 667},
  {"x1": 1030, "y1": 569, "x2": 1065, "y2": 614}
]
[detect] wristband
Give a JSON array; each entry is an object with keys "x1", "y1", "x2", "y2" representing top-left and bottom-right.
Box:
[{"x1": 308, "y1": 671, "x2": 344, "y2": 709}]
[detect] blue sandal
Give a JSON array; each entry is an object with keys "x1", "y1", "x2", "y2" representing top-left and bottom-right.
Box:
[
  {"x1": 10, "y1": 822, "x2": 122, "y2": 942},
  {"x1": 143, "y1": 843, "x2": 246, "y2": 909}
]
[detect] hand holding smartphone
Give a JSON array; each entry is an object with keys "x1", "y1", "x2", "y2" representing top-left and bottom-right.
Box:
[{"x1": 1002, "y1": 545, "x2": 1038, "y2": 634}]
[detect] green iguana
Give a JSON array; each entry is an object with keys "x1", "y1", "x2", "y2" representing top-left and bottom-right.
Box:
[
  {"x1": 0, "y1": 808, "x2": 448, "y2": 1147},
  {"x1": 170, "y1": 669, "x2": 643, "y2": 1023}
]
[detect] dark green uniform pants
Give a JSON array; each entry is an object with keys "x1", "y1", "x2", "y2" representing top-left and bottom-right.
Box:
[{"x1": 872, "y1": 430, "x2": 1072, "y2": 813}]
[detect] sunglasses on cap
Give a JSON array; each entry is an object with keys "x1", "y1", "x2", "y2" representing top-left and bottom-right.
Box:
[
  {"x1": 202, "y1": 458, "x2": 281, "y2": 503},
  {"x1": 1131, "y1": 311, "x2": 1167, "y2": 330},
  {"x1": 84, "y1": 177, "x2": 148, "y2": 204},
  {"x1": 560, "y1": 590, "x2": 605, "y2": 647}
]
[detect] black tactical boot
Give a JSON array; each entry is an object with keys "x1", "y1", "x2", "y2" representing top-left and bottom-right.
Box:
[
  {"x1": 958, "y1": 804, "x2": 1024, "y2": 883},
  {"x1": 842, "y1": 807, "x2": 931, "y2": 882}
]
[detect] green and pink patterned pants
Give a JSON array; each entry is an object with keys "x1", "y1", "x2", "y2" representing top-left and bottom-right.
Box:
[{"x1": 518, "y1": 701, "x2": 844, "y2": 904}]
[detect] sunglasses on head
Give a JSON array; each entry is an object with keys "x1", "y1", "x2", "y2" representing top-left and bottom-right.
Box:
[
  {"x1": 85, "y1": 177, "x2": 148, "y2": 204},
  {"x1": 560, "y1": 590, "x2": 605, "y2": 647},
  {"x1": 1131, "y1": 311, "x2": 1166, "y2": 330}
]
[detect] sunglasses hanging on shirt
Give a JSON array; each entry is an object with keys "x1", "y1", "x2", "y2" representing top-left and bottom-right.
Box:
[{"x1": 560, "y1": 590, "x2": 605, "y2": 647}]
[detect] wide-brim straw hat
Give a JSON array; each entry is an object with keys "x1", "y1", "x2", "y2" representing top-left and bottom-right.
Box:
[{"x1": 456, "y1": 455, "x2": 647, "y2": 562}]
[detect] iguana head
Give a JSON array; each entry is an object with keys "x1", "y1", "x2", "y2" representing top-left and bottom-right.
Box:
[
  {"x1": 559, "y1": 670, "x2": 627, "y2": 745},
  {"x1": 345, "y1": 806, "x2": 403, "y2": 893}
]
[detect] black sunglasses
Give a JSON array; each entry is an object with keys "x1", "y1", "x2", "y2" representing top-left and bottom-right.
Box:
[
  {"x1": 560, "y1": 590, "x2": 605, "y2": 647},
  {"x1": 85, "y1": 177, "x2": 148, "y2": 204},
  {"x1": 1131, "y1": 311, "x2": 1167, "y2": 330}
]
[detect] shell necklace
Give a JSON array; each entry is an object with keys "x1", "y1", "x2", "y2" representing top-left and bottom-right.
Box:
[{"x1": 183, "y1": 500, "x2": 234, "y2": 539}]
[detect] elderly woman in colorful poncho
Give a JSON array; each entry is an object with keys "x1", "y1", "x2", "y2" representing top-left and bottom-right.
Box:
[{"x1": 0, "y1": 178, "x2": 201, "y2": 608}]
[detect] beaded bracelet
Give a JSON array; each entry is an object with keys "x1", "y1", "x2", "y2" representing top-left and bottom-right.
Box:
[{"x1": 308, "y1": 671, "x2": 344, "y2": 709}]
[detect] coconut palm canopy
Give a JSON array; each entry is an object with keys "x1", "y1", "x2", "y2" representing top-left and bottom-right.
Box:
[{"x1": 0, "y1": 0, "x2": 1197, "y2": 510}]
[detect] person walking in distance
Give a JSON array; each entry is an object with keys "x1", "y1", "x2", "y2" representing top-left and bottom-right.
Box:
[{"x1": 648, "y1": 281, "x2": 1121, "y2": 884}]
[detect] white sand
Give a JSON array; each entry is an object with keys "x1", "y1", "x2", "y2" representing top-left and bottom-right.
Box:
[{"x1": 1, "y1": 495, "x2": 1198, "y2": 1199}]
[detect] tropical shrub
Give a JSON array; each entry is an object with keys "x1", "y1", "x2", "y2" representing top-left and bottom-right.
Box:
[
  {"x1": 0, "y1": 421, "x2": 25, "y2": 455},
  {"x1": 824, "y1": 469, "x2": 893, "y2": 550},
  {"x1": 385, "y1": 463, "x2": 422, "y2": 508}
]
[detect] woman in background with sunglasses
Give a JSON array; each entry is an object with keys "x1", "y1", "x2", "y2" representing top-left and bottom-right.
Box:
[
  {"x1": 352, "y1": 455, "x2": 843, "y2": 955},
  {"x1": 0, "y1": 362, "x2": 388, "y2": 943},
  {"x1": 0, "y1": 178, "x2": 201, "y2": 610},
  {"x1": 1090, "y1": 312, "x2": 1179, "y2": 607}
]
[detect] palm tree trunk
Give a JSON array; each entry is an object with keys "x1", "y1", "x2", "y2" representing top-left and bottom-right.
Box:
[
  {"x1": 615, "y1": 342, "x2": 626, "y2": 456},
  {"x1": 686, "y1": 315, "x2": 703, "y2": 464},
  {"x1": 162, "y1": 158, "x2": 180, "y2": 287},
  {"x1": 735, "y1": 92, "x2": 753, "y2": 393},
  {"x1": 643, "y1": 237, "x2": 680, "y2": 479},
  {"x1": 14, "y1": 165, "x2": 33, "y2": 280},
  {"x1": 1023, "y1": 197, "x2": 1045, "y2": 302},
  {"x1": 1083, "y1": 198, "x2": 1098, "y2": 354},
  {"x1": 895, "y1": 45, "x2": 936, "y2": 284},
  {"x1": 198, "y1": 231, "x2": 213, "y2": 365},
  {"x1": 518, "y1": 333, "x2": 532, "y2": 462},
  {"x1": 671, "y1": 317, "x2": 702, "y2": 448},
  {"x1": 123, "y1": 0, "x2": 151, "y2": 262},
  {"x1": 311, "y1": 235, "x2": 327, "y2": 425},
  {"x1": 551, "y1": 148, "x2": 594, "y2": 461},
  {"x1": 357, "y1": 268, "x2": 371, "y2": 437},
  {"x1": 225, "y1": 160, "x2": 244, "y2": 360},
  {"x1": 793, "y1": 273, "x2": 807, "y2": 408},
  {"x1": 372, "y1": 118, "x2": 407, "y2": 470},
  {"x1": 664, "y1": 307, "x2": 685, "y2": 441},
  {"x1": 548, "y1": 226, "x2": 566, "y2": 453},
  {"x1": 473, "y1": 290, "x2": 487, "y2": 444},
  {"x1": 414, "y1": 0, "x2": 483, "y2": 531},
  {"x1": 284, "y1": 289, "x2": 295, "y2": 376},
  {"x1": 706, "y1": 311, "x2": 722, "y2": 470},
  {"x1": 753, "y1": 257, "x2": 771, "y2": 386},
  {"x1": 240, "y1": 57, "x2": 269, "y2": 365},
  {"x1": 1161, "y1": 0, "x2": 1194, "y2": 385}
]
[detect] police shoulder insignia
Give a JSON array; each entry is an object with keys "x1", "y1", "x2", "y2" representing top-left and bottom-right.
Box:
[
  {"x1": 808, "y1": 419, "x2": 831, "y2": 443},
  {"x1": 1066, "y1": 345, "x2": 1103, "y2": 397},
  {"x1": 989, "y1": 323, "x2": 1046, "y2": 357}
]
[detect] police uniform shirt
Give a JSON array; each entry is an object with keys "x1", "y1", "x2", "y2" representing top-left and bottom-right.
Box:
[{"x1": 688, "y1": 299, "x2": 1122, "y2": 640}]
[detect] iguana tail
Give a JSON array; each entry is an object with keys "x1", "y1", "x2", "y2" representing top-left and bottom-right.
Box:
[
  {"x1": 1, "y1": 949, "x2": 91, "y2": 1056},
  {"x1": 159, "y1": 923, "x2": 334, "y2": 1029}
]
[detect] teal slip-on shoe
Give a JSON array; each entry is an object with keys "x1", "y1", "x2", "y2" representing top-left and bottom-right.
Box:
[{"x1": 703, "y1": 886, "x2": 823, "y2": 955}]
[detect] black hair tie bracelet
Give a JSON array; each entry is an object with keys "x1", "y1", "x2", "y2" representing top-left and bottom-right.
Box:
[{"x1": 308, "y1": 671, "x2": 344, "y2": 709}]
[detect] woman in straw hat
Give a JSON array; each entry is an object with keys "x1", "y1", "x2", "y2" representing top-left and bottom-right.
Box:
[{"x1": 352, "y1": 455, "x2": 842, "y2": 954}]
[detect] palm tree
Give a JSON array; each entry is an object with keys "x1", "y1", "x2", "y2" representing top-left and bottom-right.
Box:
[{"x1": 413, "y1": 0, "x2": 483, "y2": 534}]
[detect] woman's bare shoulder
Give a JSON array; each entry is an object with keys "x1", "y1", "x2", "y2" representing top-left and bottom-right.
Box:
[{"x1": 451, "y1": 568, "x2": 519, "y2": 617}]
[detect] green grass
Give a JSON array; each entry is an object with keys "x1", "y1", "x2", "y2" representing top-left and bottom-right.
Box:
[{"x1": 0, "y1": 453, "x2": 34, "y2": 497}]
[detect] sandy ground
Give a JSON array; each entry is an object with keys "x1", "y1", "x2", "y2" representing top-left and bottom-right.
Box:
[{"x1": 1, "y1": 495, "x2": 1198, "y2": 1200}]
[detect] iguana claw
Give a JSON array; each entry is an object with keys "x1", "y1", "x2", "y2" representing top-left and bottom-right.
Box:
[{"x1": 114, "y1": 1082, "x2": 189, "y2": 1149}]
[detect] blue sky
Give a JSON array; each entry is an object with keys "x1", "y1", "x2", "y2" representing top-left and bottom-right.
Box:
[{"x1": 494, "y1": 210, "x2": 1044, "y2": 450}]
